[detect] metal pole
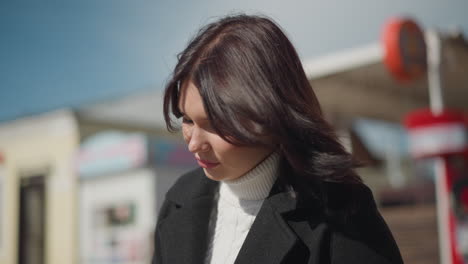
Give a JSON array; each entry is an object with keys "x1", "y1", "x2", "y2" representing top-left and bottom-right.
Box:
[{"x1": 426, "y1": 30, "x2": 444, "y2": 114}]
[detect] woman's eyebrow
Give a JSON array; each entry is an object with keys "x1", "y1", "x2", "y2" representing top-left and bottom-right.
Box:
[{"x1": 179, "y1": 112, "x2": 210, "y2": 121}]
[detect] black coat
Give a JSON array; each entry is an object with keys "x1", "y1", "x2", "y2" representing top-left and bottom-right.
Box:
[{"x1": 152, "y1": 168, "x2": 404, "y2": 264}]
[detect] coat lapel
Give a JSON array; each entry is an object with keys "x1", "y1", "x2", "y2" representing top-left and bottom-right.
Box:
[
  {"x1": 234, "y1": 177, "x2": 326, "y2": 264},
  {"x1": 158, "y1": 171, "x2": 218, "y2": 264},
  {"x1": 234, "y1": 185, "x2": 305, "y2": 264}
]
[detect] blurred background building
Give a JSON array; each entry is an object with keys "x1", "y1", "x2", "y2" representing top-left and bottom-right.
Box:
[{"x1": 1, "y1": 1, "x2": 467, "y2": 264}]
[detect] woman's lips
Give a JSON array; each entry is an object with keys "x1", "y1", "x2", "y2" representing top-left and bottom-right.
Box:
[{"x1": 196, "y1": 158, "x2": 220, "y2": 169}]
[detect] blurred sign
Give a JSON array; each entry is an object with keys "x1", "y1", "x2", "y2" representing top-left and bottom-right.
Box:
[
  {"x1": 404, "y1": 109, "x2": 468, "y2": 158},
  {"x1": 151, "y1": 139, "x2": 197, "y2": 167},
  {"x1": 77, "y1": 131, "x2": 147, "y2": 177},
  {"x1": 382, "y1": 17, "x2": 427, "y2": 82}
]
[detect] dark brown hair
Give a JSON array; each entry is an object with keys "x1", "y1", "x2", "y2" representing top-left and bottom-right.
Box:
[{"x1": 163, "y1": 14, "x2": 361, "y2": 190}]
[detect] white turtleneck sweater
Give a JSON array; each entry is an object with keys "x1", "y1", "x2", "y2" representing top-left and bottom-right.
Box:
[{"x1": 204, "y1": 151, "x2": 280, "y2": 264}]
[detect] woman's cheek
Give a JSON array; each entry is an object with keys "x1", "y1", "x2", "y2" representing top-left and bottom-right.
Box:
[
  {"x1": 212, "y1": 137, "x2": 237, "y2": 164},
  {"x1": 182, "y1": 125, "x2": 191, "y2": 144}
]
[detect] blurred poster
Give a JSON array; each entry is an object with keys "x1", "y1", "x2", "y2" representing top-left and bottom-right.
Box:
[
  {"x1": 91, "y1": 202, "x2": 144, "y2": 263},
  {"x1": 79, "y1": 168, "x2": 155, "y2": 264}
]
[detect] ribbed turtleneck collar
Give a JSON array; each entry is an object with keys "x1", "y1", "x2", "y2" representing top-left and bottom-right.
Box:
[{"x1": 219, "y1": 151, "x2": 280, "y2": 203}]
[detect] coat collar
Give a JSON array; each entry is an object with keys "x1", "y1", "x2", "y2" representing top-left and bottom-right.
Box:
[{"x1": 158, "y1": 168, "x2": 324, "y2": 264}]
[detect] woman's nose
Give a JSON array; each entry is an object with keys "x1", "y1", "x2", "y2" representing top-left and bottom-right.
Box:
[{"x1": 187, "y1": 127, "x2": 210, "y2": 153}]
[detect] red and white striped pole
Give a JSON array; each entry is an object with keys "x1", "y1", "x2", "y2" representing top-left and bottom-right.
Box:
[{"x1": 427, "y1": 29, "x2": 453, "y2": 264}]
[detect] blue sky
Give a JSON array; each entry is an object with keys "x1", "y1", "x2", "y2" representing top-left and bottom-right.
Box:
[{"x1": 1, "y1": 0, "x2": 467, "y2": 122}]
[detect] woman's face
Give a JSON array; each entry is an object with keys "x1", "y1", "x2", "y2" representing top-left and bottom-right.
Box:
[{"x1": 178, "y1": 80, "x2": 274, "y2": 181}]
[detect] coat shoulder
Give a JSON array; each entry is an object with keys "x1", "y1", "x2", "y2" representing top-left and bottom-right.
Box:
[
  {"x1": 320, "y1": 182, "x2": 403, "y2": 264},
  {"x1": 322, "y1": 182, "x2": 377, "y2": 221},
  {"x1": 165, "y1": 167, "x2": 218, "y2": 205},
  {"x1": 167, "y1": 167, "x2": 204, "y2": 193},
  {"x1": 165, "y1": 167, "x2": 205, "y2": 202}
]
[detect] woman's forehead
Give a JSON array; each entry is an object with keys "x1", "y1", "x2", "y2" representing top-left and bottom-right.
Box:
[{"x1": 178, "y1": 80, "x2": 207, "y2": 118}]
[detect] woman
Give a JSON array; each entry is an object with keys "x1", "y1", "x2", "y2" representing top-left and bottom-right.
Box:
[{"x1": 153, "y1": 14, "x2": 403, "y2": 264}]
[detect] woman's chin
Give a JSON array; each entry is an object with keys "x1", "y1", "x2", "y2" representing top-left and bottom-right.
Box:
[
  {"x1": 203, "y1": 168, "x2": 245, "y2": 182},
  {"x1": 203, "y1": 170, "x2": 224, "y2": 181}
]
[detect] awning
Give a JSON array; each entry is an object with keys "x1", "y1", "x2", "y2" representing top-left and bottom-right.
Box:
[{"x1": 305, "y1": 33, "x2": 468, "y2": 123}]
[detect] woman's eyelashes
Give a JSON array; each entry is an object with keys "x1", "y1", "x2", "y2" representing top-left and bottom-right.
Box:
[
  {"x1": 182, "y1": 116, "x2": 215, "y2": 133},
  {"x1": 182, "y1": 116, "x2": 193, "y2": 124}
]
